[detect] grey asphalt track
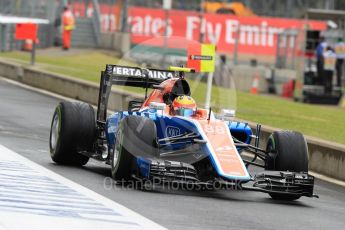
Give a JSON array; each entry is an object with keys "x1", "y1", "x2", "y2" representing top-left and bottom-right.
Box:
[{"x1": 0, "y1": 77, "x2": 344, "y2": 230}]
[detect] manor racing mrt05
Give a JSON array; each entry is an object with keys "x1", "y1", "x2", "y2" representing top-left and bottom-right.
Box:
[{"x1": 49, "y1": 64, "x2": 317, "y2": 201}]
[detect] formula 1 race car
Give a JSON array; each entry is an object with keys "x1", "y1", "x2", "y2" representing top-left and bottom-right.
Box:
[{"x1": 49, "y1": 64, "x2": 317, "y2": 201}]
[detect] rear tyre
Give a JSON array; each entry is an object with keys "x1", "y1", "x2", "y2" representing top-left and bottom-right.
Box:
[
  {"x1": 49, "y1": 101, "x2": 96, "y2": 166},
  {"x1": 111, "y1": 115, "x2": 158, "y2": 181},
  {"x1": 265, "y1": 131, "x2": 309, "y2": 200}
]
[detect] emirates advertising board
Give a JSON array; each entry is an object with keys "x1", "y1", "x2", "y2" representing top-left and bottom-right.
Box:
[
  {"x1": 71, "y1": 3, "x2": 326, "y2": 57},
  {"x1": 127, "y1": 7, "x2": 326, "y2": 57}
]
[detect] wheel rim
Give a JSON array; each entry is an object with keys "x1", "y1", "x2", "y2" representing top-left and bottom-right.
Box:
[
  {"x1": 113, "y1": 132, "x2": 122, "y2": 168},
  {"x1": 50, "y1": 113, "x2": 60, "y2": 151},
  {"x1": 113, "y1": 146, "x2": 119, "y2": 168}
]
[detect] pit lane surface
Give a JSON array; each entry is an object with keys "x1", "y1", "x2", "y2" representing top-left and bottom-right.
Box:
[{"x1": 0, "y1": 77, "x2": 344, "y2": 230}]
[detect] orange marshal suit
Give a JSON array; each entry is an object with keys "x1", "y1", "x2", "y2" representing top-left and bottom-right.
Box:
[{"x1": 62, "y1": 10, "x2": 75, "y2": 49}]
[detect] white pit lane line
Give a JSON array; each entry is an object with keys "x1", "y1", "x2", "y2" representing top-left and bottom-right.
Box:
[{"x1": 0, "y1": 145, "x2": 166, "y2": 230}]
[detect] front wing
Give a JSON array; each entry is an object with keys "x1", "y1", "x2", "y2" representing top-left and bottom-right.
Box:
[{"x1": 134, "y1": 157, "x2": 317, "y2": 198}]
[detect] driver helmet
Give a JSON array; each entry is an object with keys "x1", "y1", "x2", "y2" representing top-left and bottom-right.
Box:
[{"x1": 172, "y1": 95, "x2": 197, "y2": 117}]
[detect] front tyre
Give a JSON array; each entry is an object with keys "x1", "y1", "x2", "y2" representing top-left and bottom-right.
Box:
[
  {"x1": 49, "y1": 101, "x2": 96, "y2": 166},
  {"x1": 111, "y1": 116, "x2": 158, "y2": 181},
  {"x1": 265, "y1": 130, "x2": 309, "y2": 200}
]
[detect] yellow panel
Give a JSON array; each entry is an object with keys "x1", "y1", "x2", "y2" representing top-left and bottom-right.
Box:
[
  {"x1": 169, "y1": 66, "x2": 195, "y2": 72},
  {"x1": 200, "y1": 44, "x2": 215, "y2": 73}
]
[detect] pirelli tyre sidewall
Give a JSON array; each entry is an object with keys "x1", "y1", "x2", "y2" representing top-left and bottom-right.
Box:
[
  {"x1": 265, "y1": 130, "x2": 309, "y2": 200},
  {"x1": 49, "y1": 101, "x2": 96, "y2": 166},
  {"x1": 111, "y1": 115, "x2": 158, "y2": 181}
]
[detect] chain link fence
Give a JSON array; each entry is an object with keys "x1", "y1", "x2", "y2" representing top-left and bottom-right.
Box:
[
  {"x1": 124, "y1": 0, "x2": 344, "y2": 17},
  {"x1": 0, "y1": 0, "x2": 58, "y2": 51}
]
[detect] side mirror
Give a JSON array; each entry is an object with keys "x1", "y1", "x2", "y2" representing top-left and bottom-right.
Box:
[
  {"x1": 149, "y1": 102, "x2": 166, "y2": 111},
  {"x1": 221, "y1": 109, "x2": 236, "y2": 120}
]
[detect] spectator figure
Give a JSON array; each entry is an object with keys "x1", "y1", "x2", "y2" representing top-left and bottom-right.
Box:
[
  {"x1": 316, "y1": 37, "x2": 327, "y2": 79},
  {"x1": 62, "y1": 6, "x2": 75, "y2": 50},
  {"x1": 323, "y1": 46, "x2": 336, "y2": 93},
  {"x1": 335, "y1": 37, "x2": 345, "y2": 87}
]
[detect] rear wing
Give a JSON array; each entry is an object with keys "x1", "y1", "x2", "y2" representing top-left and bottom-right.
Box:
[
  {"x1": 97, "y1": 65, "x2": 176, "y2": 123},
  {"x1": 112, "y1": 65, "x2": 175, "y2": 87}
]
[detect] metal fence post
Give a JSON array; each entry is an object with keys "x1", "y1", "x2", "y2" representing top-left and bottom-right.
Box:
[
  {"x1": 233, "y1": 25, "x2": 240, "y2": 65},
  {"x1": 31, "y1": 41, "x2": 36, "y2": 65},
  {"x1": 0, "y1": 24, "x2": 9, "y2": 52},
  {"x1": 92, "y1": 0, "x2": 101, "y2": 46},
  {"x1": 120, "y1": 0, "x2": 128, "y2": 32},
  {"x1": 0, "y1": 24, "x2": 5, "y2": 52}
]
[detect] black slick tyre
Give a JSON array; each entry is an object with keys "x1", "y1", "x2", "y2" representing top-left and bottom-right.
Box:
[
  {"x1": 265, "y1": 130, "x2": 309, "y2": 200},
  {"x1": 111, "y1": 115, "x2": 158, "y2": 181},
  {"x1": 49, "y1": 101, "x2": 96, "y2": 166}
]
